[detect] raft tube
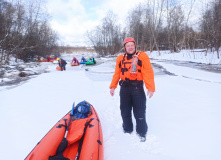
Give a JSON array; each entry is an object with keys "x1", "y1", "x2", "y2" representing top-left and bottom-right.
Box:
[
  {"x1": 71, "y1": 63, "x2": 79, "y2": 66},
  {"x1": 85, "y1": 61, "x2": 95, "y2": 65},
  {"x1": 56, "y1": 66, "x2": 65, "y2": 70},
  {"x1": 42, "y1": 59, "x2": 48, "y2": 62},
  {"x1": 25, "y1": 104, "x2": 103, "y2": 160}
]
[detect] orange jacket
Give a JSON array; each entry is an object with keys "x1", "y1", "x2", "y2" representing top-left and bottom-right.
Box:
[{"x1": 109, "y1": 51, "x2": 155, "y2": 92}]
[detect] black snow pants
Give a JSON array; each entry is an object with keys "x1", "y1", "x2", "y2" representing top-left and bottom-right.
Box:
[
  {"x1": 60, "y1": 64, "x2": 66, "y2": 71},
  {"x1": 120, "y1": 81, "x2": 148, "y2": 137}
]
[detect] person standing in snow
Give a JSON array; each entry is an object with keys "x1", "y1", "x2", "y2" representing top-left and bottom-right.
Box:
[
  {"x1": 58, "y1": 58, "x2": 67, "y2": 71},
  {"x1": 109, "y1": 37, "x2": 155, "y2": 142},
  {"x1": 72, "y1": 56, "x2": 79, "y2": 64}
]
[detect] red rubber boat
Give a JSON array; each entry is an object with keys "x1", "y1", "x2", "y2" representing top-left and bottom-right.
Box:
[
  {"x1": 56, "y1": 66, "x2": 65, "y2": 70},
  {"x1": 56, "y1": 66, "x2": 61, "y2": 70},
  {"x1": 71, "y1": 63, "x2": 79, "y2": 66},
  {"x1": 25, "y1": 102, "x2": 103, "y2": 160}
]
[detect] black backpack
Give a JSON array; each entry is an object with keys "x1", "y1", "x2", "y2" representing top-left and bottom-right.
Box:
[{"x1": 92, "y1": 57, "x2": 96, "y2": 64}]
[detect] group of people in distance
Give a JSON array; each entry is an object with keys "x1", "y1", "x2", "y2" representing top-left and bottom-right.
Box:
[
  {"x1": 47, "y1": 56, "x2": 57, "y2": 62},
  {"x1": 57, "y1": 56, "x2": 94, "y2": 71},
  {"x1": 71, "y1": 56, "x2": 94, "y2": 65},
  {"x1": 37, "y1": 55, "x2": 58, "y2": 62}
]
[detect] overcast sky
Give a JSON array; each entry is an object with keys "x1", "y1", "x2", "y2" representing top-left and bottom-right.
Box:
[
  {"x1": 45, "y1": 0, "x2": 146, "y2": 46},
  {"x1": 44, "y1": 0, "x2": 211, "y2": 47}
]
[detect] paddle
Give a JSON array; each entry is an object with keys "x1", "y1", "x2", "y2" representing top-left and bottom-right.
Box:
[{"x1": 49, "y1": 102, "x2": 75, "y2": 160}]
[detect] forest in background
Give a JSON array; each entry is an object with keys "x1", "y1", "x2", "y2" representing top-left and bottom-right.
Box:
[
  {"x1": 0, "y1": 0, "x2": 60, "y2": 63},
  {"x1": 1, "y1": 0, "x2": 221, "y2": 65},
  {"x1": 87, "y1": 0, "x2": 221, "y2": 58}
]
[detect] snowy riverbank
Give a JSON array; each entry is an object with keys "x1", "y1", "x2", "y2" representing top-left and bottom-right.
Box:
[{"x1": 0, "y1": 50, "x2": 221, "y2": 160}]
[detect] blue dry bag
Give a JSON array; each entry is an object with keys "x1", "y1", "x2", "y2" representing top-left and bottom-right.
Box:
[{"x1": 72, "y1": 101, "x2": 91, "y2": 119}]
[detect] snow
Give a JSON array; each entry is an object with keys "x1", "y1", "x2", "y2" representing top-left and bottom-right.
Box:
[
  {"x1": 153, "y1": 61, "x2": 221, "y2": 83},
  {"x1": 149, "y1": 49, "x2": 221, "y2": 65},
  {"x1": 0, "y1": 50, "x2": 221, "y2": 160}
]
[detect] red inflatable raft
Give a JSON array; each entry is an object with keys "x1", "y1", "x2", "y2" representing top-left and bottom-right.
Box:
[
  {"x1": 25, "y1": 102, "x2": 103, "y2": 160},
  {"x1": 56, "y1": 66, "x2": 61, "y2": 70},
  {"x1": 56, "y1": 66, "x2": 65, "y2": 71},
  {"x1": 71, "y1": 63, "x2": 79, "y2": 66}
]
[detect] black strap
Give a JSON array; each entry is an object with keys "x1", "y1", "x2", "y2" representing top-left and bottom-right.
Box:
[
  {"x1": 76, "y1": 118, "x2": 94, "y2": 160},
  {"x1": 49, "y1": 153, "x2": 70, "y2": 160},
  {"x1": 121, "y1": 53, "x2": 127, "y2": 75},
  {"x1": 121, "y1": 52, "x2": 140, "y2": 75},
  {"x1": 56, "y1": 119, "x2": 67, "y2": 129},
  {"x1": 119, "y1": 79, "x2": 143, "y2": 87}
]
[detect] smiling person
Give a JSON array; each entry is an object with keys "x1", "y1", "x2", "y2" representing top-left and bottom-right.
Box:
[{"x1": 109, "y1": 37, "x2": 155, "y2": 142}]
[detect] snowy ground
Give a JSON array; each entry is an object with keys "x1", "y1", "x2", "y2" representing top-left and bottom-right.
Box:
[{"x1": 0, "y1": 50, "x2": 221, "y2": 160}]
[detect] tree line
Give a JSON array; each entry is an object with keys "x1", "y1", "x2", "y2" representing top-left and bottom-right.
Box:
[
  {"x1": 0, "y1": 0, "x2": 58, "y2": 64},
  {"x1": 87, "y1": 0, "x2": 221, "y2": 58},
  {"x1": 1, "y1": 0, "x2": 220, "y2": 65}
]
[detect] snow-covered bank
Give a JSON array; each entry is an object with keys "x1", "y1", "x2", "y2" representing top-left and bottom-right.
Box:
[
  {"x1": 152, "y1": 60, "x2": 221, "y2": 84},
  {"x1": 1, "y1": 50, "x2": 221, "y2": 89},
  {"x1": 0, "y1": 52, "x2": 99, "y2": 88},
  {"x1": 1, "y1": 51, "x2": 221, "y2": 160},
  {"x1": 149, "y1": 50, "x2": 221, "y2": 65},
  {"x1": 0, "y1": 61, "x2": 53, "y2": 87}
]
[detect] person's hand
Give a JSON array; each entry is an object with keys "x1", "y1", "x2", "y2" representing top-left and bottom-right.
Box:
[
  {"x1": 110, "y1": 88, "x2": 115, "y2": 96},
  {"x1": 147, "y1": 90, "x2": 154, "y2": 98}
]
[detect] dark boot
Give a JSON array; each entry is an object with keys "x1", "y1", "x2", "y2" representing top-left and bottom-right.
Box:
[
  {"x1": 122, "y1": 123, "x2": 133, "y2": 134},
  {"x1": 138, "y1": 134, "x2": 146, "y2": 142},
  {"x1": 135, "y1": 117, "x2": 148, "y2": 138}
]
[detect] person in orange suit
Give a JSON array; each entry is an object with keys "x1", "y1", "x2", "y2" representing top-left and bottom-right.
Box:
[{"x1": 109, "y1": 37, "x2": 155, "y2": 142}]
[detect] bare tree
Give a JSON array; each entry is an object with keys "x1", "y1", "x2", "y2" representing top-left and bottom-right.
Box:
[
  {"x1": 126, "y1": 1, "x2": 166, "y2": 54},
  {"x1": 200, "y1": 0, "x2": 221, "y2": 58},
  {"x1": 87, "y1": 11, "x2": 122, "y2": 56},
  {"x1": 167, "y1": 5, "x2": 185, "y2": 52},
  {"x1": 0, "y1": 0, "x2": 15, "y2": 63},
  {"x1": 0, "y1": 0, "x2": 58, "y2": 64},
  {"x1": 127, "y1": 4, "x2": 144, "y2": 50},
  {"x1": 144, "y1": 0, "x2": 166, "y2": 54}
]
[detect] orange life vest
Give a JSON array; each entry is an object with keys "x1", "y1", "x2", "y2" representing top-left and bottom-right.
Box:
[{"x1": 120, "y1": 52, "x2": 143, "y2": 81}]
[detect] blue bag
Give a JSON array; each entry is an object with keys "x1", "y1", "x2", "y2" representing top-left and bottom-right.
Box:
[{"x1": 72, "y1": 101, "x2": 91, "y2": 119}]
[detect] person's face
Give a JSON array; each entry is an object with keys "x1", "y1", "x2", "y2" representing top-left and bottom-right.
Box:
[{"x1": 125, "y1": 42, "x2": 136, "y2": 54}]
